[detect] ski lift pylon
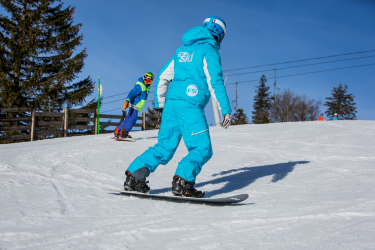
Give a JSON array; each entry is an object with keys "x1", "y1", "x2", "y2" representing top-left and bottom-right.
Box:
[{"x1": 272, "y1": 69, "x2": 278, "y2": 100}]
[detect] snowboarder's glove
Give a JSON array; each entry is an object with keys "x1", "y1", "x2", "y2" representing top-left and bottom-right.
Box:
[
  {"x1": 122, "y1": 101, "x2": 129, "y2": 110},
  {"x1": 221, "y1": 114, "x2": 231, "y2": 129},
  {"x1": 154, "y1": 108, "x2": 163, "y2": 119}
]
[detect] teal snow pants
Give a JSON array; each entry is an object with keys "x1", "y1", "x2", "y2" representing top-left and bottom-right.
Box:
[{"x1": 126, "y1": 99, "x2": 213, "y2": 183}]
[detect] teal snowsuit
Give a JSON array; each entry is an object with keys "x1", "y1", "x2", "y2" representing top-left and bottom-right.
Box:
[{"x1": 126, "y1": 26, "x2": 231, "y2": 183}]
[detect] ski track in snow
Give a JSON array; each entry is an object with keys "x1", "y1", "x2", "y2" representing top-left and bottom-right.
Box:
[{"x1": 0, "y1": 120, "x2": 374, "y2": 249}]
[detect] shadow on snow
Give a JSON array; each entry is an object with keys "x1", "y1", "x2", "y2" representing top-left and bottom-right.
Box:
[{"x1": 150, "y1": 161, "x2": 309, "y2": 197}]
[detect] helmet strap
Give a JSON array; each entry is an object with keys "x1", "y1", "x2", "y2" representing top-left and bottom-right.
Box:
[{"x1": 212, "y1": 34, "x2": 220, "y2": 44}]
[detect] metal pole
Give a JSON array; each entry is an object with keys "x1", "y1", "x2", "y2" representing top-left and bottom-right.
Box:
[
  {"x1": 236, "y1": 82, "x2": 238, "y2": 110},
  {"x1": 98, "y1": 77, "x2": 100, "y2": 134},
  {"x1": 274, "y1": 69, "x2": 276, "y2": 85},
  {"x1": 274, "y1": 69, "x2": 277, "y2": 98}
]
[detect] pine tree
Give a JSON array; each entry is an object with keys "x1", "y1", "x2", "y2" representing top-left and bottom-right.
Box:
[
  {"x1": 324, "y1": 84, "x2": 357, "y2": 120},
  {"x1": 0, "y1": 0, "x2": 94, "y2": 110},
  {"x1": 252, "y1": 75, "x2": 271, "y2": 124},
  {"x1": 231, "y1": 108, "x2": 248, "y2": 125},
  {"x1": 0, "y1": 0, "x2": 94, "y2": 140},
  {"x1": 146, "y1": 101, "x2": 160, "y2": 129}
]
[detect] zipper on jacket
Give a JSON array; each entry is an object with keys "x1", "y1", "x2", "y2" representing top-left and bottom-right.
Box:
[{"x1": 191, "y1": 128, "x2": 209, "y2": 136}]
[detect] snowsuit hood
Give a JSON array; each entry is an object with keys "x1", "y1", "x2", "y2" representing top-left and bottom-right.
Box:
[
  {"x1": 154, "y1": 25, "x2": 231, "y2": 115},
  {"x1": 182, "y1": 26, "x2": 221, "y2": 51}
]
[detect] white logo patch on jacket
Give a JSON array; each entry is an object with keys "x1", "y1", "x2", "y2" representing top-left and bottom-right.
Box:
[
  {"x1": 178, "y1": 51, "x2": 194, "y2": 62},
  {"x1": 186, "y1": 85, "x2": 198, "y2": 97}
]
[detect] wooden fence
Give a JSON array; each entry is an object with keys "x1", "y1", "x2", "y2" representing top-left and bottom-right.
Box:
[{"x1": 0, "y1": 108, "x2": 161, "y2": 142}]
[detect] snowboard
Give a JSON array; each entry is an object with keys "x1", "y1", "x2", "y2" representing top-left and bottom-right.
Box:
[
  {"x1": 110, "y1": 137, "x2": 136, "y2": 142},
  {"x1": 107, "y1": 190, "x2": 249, "y2": 204}
]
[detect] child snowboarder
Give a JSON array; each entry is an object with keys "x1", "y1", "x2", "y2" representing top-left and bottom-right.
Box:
[
  {"x1": 333, "y1": 113, "x2": 338, "y2": 121},
  {"x1": 317, "y1": 113, "x2": 324, "y2": 121},
  {"x1": 123, "y1": 16, "x2": 232, "y2": 198},
  {"x1": 114, "y1": 72, "x2": 153, "y2": 139}
]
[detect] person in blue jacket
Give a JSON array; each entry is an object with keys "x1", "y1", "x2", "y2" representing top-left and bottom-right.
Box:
[
  {"x1": 114, "y1": 72, "x2": 153, "y2": 138},
  {"x1": 333, "y1": 113, "x2": 339, "y2": 121},
  {"x1": 123, "y1": 16, "x2": 232, "y2": 198}
]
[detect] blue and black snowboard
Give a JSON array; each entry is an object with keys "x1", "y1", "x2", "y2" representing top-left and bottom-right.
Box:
[{"x1": 107, "y1": 190, "x2": 249, "y2": 205}]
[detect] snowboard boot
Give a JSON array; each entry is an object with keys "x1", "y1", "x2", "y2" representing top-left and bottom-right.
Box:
[
  {"x1": 124, "y1": 171, "x2": 150, "y2": 193},
  {"x1": 114, "y1": 127, "x2": 120, "y2": 138},
  {"x1": 119, "y1": 129, "x2": 132, "y2": 139},
  {"x1": 172, "y1": 176, "x2": 205, "y2": 198},
  {"x1": 124, "y1": 133, "x2": 132, "y2": 139}
]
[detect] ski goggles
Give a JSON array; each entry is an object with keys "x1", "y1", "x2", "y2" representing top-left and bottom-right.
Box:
[
  {"x1": 144, "y1": 73, "x2": 154, "y2": 82},
  {"x1": 144, "y1": 79, "x2": 152, "y2": 85}
]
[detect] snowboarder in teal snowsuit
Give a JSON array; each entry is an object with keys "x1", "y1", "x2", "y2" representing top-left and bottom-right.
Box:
[{"x1": 123, "y1": 17, "x2": 232, "y2": 198}]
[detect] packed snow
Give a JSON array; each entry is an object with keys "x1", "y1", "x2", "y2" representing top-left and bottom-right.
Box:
[{"x1": 0, "y1": 120, "x2": 374, "y2": 249}]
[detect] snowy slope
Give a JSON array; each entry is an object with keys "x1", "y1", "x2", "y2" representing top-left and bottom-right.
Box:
[{"x1": 0, "y1": 121, "x2": 374, "y2": 250}]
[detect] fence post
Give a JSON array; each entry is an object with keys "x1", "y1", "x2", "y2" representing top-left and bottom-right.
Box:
[
  {"x1": 30, "y1": 109, "x2": 36, "y2": 141},
  {"x1": 142, "y1": 112, "x2": 146, "y2": 131},
  {"x1": 94, "y1": 109, "x2": 98, "y2": 134},
  {"x1": 156, "y1": 117, "x2": 161, "y2": 129},
  {"x1": 122, "y1": 110, "x2": 126, "y2": 121},
  {"x1": 63, "y1": 108, "x2": 68, "y2": 137}
]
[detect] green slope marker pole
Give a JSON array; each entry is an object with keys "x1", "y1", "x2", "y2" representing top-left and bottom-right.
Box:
[{"x1": 98, "y1": 77, "x2": 101, "y2": 134}]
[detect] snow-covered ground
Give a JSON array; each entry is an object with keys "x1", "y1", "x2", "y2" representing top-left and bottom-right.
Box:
[{"x1": 0, "y1": 120, "x2": 374, "y2": 250}]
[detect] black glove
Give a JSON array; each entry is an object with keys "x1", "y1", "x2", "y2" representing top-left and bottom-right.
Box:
[
  {"x1": 221, "y1": 114, "x2": 231, "y2": 129},
  {"x1": 154, "y1": 108, "x2": 163, "y2": 119}
]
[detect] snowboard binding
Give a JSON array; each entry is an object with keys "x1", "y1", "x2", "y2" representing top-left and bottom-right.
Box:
[
  {"x1": 172, "y1": 176, "x2": 205, "y2": 198},
  {"x1": 124, "y1": 171, "x2": 150, "y2": 193}
]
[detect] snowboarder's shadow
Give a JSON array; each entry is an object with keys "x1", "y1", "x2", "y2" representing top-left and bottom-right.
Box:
[
  {"x1": 150, "y1": 161, "x2": 309, "y2": 197},
  {"x1": 200, "y1": 161, "x2": 309, "y2": 197}
]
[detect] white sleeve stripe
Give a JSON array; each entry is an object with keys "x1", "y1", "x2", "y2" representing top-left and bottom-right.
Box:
[
  {"x1": 157, "y1": 60, "x2": 174, "y2": 108},
  {"x1": 159, "y1": 60, "x2": 174, "y2": 81},
  {"x1": 203, "y1": 57, "x2": 221, "y2": 111}
]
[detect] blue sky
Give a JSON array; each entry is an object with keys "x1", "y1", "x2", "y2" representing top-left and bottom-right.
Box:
[{"x1": 2, "y1": 0, "x2": 375, "y2": 124}]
